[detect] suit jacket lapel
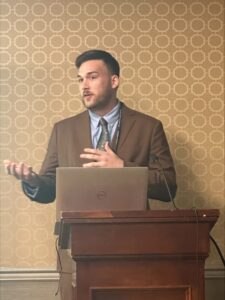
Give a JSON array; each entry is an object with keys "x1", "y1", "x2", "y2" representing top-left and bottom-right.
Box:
[
  {"x1": 76, "y1": 110, "x2": 93, "y2": 149},
  {"x1": 78, "y1": 104, "x2": 136, "y2": 152},
  {"x1": 117, "y1": 103, "x2": 136, "y2": 150}
]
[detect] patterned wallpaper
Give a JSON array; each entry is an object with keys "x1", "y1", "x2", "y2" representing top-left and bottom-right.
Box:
[{"x1": 0, "y1": 0, "x2": 224, "y2": 268}]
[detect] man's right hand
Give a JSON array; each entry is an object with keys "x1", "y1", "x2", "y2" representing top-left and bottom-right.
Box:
[{"x1": 3, "y1": 160, "x2": 39, "y2": 186}]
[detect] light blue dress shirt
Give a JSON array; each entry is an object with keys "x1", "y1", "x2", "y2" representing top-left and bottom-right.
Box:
[{"x1": 88, "y1": 101, "x2": 121, "y2": 148}]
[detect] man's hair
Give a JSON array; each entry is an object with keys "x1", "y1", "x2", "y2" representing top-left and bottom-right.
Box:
[{"x1": 75, "y1": 49, "x2": 120, "y2": 77}]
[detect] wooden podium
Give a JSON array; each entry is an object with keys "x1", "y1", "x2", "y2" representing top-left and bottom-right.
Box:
[{"x1": 59, "y1": 209, "x2": 219, "y2": 300}]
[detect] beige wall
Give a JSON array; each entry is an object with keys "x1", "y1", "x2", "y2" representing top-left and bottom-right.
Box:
[{"x1": 0, "y1": 0, "x2": 224, "y2": 269}]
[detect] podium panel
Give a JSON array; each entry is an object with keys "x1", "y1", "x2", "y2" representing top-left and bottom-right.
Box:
[{"x1": 91, "y1": 286, "x2": 190, "y2": 300}]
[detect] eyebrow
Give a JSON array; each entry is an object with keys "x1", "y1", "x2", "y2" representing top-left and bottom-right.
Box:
[{"x1": 77, "y1": 71, "x2": 99, "y2": 78}]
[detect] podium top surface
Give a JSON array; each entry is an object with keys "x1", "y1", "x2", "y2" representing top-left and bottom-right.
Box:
[
  {"x1": 61, "y1": 209, "x2": 219, "y2": 225},
  {"x1": 59, "y1": 209, "x2": 219, "y2": 252}
]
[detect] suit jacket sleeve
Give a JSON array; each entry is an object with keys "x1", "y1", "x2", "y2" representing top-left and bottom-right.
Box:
[
  {"x1": 22, "y1": 124, "x2": 58, "y2": 203},
  {"x1": 147, "y1": 120, "x2": 177, "y2": 201}
]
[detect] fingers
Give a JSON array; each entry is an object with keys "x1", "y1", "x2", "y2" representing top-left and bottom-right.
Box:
[
  {"x1": 82, "y1": 148, "x2": 102, "y2": 154},
  {"x1": 3, "y1": 160, "x2": 33, "y2": 181},
  {"x1": 80, "y1": 148, "x2": 104, "y2": 161},
  {"x1": 80, "y1": 146, "x2": 124, "y2": 168},
  {"x1": 10, "y1": 162, "x2": 19, "y2": 178},
  {"x1": 80, "y1": 148, "x2": 108, "y2": 167},
  {"x1": 80, "y1": 143, "x2": 111, "y2": 158},
  {"x1": 3, "y1": 160, "x2": 18, "y2": 176},
  {"x1": 80, "y1": 153, "x2": 101, "y2": 161},
  {"x1": 3, "y1": 160, "x2": 11, "y2": 175},
  {"x1": 104, "y1": 142, "x2": 112, "y2": 152},
  {"x1": 83, "y1": 161, "x2": 103, "y2": 168},
  {"x1": 17, "y1": 162, "x2": 31, "y2": 180}
]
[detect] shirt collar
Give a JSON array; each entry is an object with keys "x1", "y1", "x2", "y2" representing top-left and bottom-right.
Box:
[{"x1": 88, "y1": 101, "x2": 121, "y2": 128}]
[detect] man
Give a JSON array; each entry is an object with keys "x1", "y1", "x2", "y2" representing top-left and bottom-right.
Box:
[
  {"x1": 4, "y1": 49, "x2": 177, "y2": 203},
  {"x1": 4, "y1": 49, "x2": 177, "y2": 300}
]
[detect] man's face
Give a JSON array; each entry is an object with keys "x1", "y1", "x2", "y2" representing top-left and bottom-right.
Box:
[{"x1": 77, "y1": 59, "x2": 119, "y2": 113}]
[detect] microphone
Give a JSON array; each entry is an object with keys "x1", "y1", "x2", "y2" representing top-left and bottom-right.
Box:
[{"x1": 150, "y1": 154, "x2": 178, "y2": 210}]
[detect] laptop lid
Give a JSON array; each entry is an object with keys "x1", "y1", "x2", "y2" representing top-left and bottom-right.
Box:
[{"x1": 56, "y1": 167, "x2": 148, "y2": 220}]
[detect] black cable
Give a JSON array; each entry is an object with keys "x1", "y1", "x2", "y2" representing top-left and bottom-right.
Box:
[
  {"x1": 192, "y1": 209, "x2": 225, "y2": 267},
  {"x1": 209, "y1": 234, "x2": 225, "y2": 267},
  {"x1": 55, "y1": 237, "x2": 62, "y2": 297},
  {"x1": 159, "y1": 167, "x2": 178, "y2": 209},
  {"x1": 54, "y1": 237, "x2": 72, "y2": 297},
  {"x1": 192, "y1": 208, "x2": 225, "y2": 267},
  {"x1": 193, "y1": 207, "x2": 199, "y2": 300},
  {"x1": 149, "y1": 154, "x2": 178, "y2": 209}
]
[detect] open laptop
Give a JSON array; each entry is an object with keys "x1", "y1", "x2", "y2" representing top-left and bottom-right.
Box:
[{"x1": 56, "y1": 167, "x2": 148, "y2": 219}]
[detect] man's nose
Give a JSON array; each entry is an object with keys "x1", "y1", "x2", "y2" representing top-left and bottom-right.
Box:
[{"x1": 81, "y1": 78, "x2": 89, "y2": 89}]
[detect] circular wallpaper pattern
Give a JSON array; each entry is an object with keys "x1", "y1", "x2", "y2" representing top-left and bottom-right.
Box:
[{"x1": 0, "y1": 0, "x2": 224, "y2": 268}]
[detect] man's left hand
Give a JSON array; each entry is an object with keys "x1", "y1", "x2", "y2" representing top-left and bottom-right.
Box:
[{"x1": 80, "y1": 142, "x2": 124, "y2": 168}]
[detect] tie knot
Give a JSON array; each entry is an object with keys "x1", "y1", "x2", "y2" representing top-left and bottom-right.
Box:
[{"x1": 99, "y1": 118, "x2": 108, "y2": 128}]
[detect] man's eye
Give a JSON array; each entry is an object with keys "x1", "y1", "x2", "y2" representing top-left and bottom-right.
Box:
[{"x1": 78, "y1": 78, "x2": 83, "y2": 83}]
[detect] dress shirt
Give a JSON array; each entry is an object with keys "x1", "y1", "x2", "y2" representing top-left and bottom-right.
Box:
[{"x1": 88, "y1": 101, "x2": 121, "y2": 148}]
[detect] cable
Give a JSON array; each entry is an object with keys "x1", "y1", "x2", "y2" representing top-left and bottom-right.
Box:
[
  {"x1": 150, "y1": 155, "x2": 178, "y2": 209},
  {"x1": 193, "y1": 207, "x2": 199, "y2": 300},
  {"x1": 54, "y1": 237, "x2": 72, "y2": 296},
  {"x1": 159, "y1": 166, "x2": 178, "y2": 209},
  {"x1": 192, "y1": 208, "x2": 225, "y2": 292},
  {"x1": 209, "y1": 234, "x2": 225, "y2": 267},
  {"x1": 191, "y1": 208, "x2": 225, "y2": 267},
  {"x1": 55, "y1": 237, "x2": 62, "y2": 297}
]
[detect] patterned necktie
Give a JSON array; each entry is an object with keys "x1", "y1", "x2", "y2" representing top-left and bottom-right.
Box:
[{"x1": 97, "y1": 118, "x2": 109, "y2": 151}]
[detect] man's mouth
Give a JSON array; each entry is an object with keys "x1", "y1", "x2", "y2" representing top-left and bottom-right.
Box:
[{"x1": 83, "y1": 91, "x2": 92, "y2": 97}]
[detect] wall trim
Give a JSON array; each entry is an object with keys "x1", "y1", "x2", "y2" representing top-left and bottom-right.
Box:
[
  {"x1": 205, "y1": 268, "x2": 225, "y2": 279},
  {"x1": 0, "y1": 267, "x2": 224, "y2": 281},
  {"x1": 0, "y1": 268, "x2": 59, "y2": 281}
]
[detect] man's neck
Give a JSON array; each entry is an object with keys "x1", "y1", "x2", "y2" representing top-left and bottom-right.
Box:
[{"x1": 90, "y1": 98, "x2": 119, "y2": 117}]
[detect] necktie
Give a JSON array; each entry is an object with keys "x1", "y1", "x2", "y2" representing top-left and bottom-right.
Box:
[{"x1": 97, "y1": 118, "x2": 109, "y2": 151}]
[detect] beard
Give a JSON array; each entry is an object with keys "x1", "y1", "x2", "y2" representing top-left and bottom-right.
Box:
[{"x1": 82, "y1": 90, "x2": 114, "y2": 113}]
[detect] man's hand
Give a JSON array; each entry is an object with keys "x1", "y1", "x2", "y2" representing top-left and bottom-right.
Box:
[
  {"x1": 80, "y1": 142, "x2": 124, "y2": 168},
  {"x1": 3, "y1": 160, "x2": 39, "y2": 186}
]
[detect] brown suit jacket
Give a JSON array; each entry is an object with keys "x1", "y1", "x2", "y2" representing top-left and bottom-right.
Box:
[{"x1": 24, "y1": 103, "x2": 177, "y2": 203}]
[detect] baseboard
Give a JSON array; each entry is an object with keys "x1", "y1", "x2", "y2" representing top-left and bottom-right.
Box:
[
  {"x1": 0, "y1": 267, "x2": 224, "y2": 281},
  {"x1": 205, "y1": 268, "x2": 225, "y2": 278},
  {"x1": 0, "y1": 268, "x2": 59, "y2": 281}
]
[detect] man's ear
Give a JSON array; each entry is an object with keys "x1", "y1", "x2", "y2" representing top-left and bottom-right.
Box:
[{"x1": 111, "y1": 75, "x2": 119, "y2": 89}]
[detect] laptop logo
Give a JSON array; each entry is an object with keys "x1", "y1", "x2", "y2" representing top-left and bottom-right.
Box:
[{"x1": 97, "y1": 191, "x2": 107, "y2": 201}]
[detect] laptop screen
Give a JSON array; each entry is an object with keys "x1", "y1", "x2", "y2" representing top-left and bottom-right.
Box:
[{"x1": 56, "y1": 167, "x2": 148, "y2": 220}]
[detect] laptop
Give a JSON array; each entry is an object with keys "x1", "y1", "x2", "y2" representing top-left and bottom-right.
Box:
[{"x1": 56, "y1": 167, "x2": 148, "y2": 219}]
